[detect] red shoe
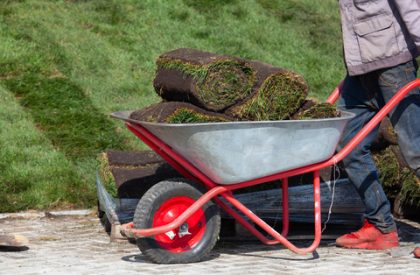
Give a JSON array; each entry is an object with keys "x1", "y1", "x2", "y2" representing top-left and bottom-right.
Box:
[
  {"x1": 336, "y1": 220, "x2": 399, "y2": 250},
  {"x1": 414, "y1": 247, "x2": 420, "y2": 258}
]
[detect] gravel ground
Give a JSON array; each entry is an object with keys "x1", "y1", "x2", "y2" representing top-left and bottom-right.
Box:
[{"x1": 0, "y1": 210, "x2": 419, "y2": 274}]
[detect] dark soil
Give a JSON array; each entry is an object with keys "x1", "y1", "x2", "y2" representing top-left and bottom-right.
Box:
[
  {"x1": 99, "y1": 150, "x2": 181, "y2": 198},
  {"x1": 106, "y1": 149, "x2": 163, "y2": 166},
  {"x1": 113, "y1": 163, "x2": 181, "y2": 198}
]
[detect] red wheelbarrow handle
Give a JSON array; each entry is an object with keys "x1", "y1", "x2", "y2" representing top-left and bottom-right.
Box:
[{"x1": 325, "y1": 80, "x2": 343, "y2": 105}]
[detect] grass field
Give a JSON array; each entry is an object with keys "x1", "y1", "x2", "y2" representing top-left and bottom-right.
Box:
[{"x1": 0, "y1": 0, "x2": 344, "y2": 212}]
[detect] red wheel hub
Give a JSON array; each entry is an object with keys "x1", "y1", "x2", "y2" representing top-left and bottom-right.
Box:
[{"x1": 153, "y1": 196, "x2": 206, "y2": 253}]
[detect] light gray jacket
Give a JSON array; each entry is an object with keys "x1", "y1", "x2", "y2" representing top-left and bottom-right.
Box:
[{"x1": 339, "y1": 0, "x2": 420, "y2": 75}]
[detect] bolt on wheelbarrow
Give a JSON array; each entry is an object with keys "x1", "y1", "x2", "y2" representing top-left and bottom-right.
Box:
[{"x1": 111, "y1": 79, "x2": 420, "y2": 264}]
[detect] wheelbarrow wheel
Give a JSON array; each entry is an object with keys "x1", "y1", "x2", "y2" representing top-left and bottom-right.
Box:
[
  {"x1": 133, "y1": 178, "x2": 221, "y2": 264},
  {"x1": 97, "y1": 201, "x2": 111, "y2": 234}
]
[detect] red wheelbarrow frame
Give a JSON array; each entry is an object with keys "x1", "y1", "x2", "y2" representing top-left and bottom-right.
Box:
[{"x1": 121, "y1": 78, "x2": 420, "y2": 255}]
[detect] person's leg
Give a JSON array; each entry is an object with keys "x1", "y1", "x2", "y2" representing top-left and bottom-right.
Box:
[
  {"x1": 376, "y1": 59, "x2": 420, "y2": 178},
  {"x1": 337, "y1": 74, "x2": 397, "y2": 233},
  {"x1": 335, "y1": 74, "x2": 399, "y2": 249}
]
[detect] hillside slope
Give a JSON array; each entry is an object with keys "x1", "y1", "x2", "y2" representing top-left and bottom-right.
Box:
[{"x1": 0, "y1": 0, "x2": 343, "y2": 211}]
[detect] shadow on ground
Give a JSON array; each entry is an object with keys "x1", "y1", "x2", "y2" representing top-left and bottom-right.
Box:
[{"x1": 114, "y1": 219, "x2": 419, "y2": 264}]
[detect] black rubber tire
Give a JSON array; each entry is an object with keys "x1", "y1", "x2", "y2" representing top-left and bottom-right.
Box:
[
  {"x1": 97, "y1": 201, "x2": 111, "y2": 234},
  {"x1": 134, "y1": 178, "x2": 221, "y2": 264}
]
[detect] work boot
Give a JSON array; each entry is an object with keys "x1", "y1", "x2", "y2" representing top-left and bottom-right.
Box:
[
  {"x1": 336, "y1": 220, "x2": 399, "y2": 250},
  {"x1": 0, "y1": 234, "x2": 29, "y2": 248},
  {"x1": 414, "y1": 247, "x2": 420, "y2": 258}
]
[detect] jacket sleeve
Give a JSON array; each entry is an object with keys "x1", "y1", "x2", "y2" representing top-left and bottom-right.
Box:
[{"x1": 392, "y1": 0, "x2": 420, "y2": 43}]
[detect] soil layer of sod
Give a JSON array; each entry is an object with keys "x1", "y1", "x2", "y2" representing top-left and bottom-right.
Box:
[{"x1": 98, "y1": 150, "x2": 180, "y2": 198}]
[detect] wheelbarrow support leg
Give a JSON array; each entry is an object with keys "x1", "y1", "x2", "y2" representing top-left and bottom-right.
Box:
[
  {"x1": 281, "y1": 177, "x2": 289, "y2": 237},
  {"x1": 217, "y1": 171, "x2": 321, "y2": 254}
]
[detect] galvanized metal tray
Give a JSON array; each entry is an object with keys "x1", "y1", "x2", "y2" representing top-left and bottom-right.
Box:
[{"x1": 112, "y1": 111, "x2": 354, "y2": 185}]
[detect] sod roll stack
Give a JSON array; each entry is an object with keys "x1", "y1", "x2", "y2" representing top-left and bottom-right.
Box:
[
  {"x1": 371, "y1": 131, "x2": 420, "y2": 218},
  {"x1": 98, "y1": 150, "x2": 180, "y2": 198},
  {"x1": 153, "y1": 48, "x2": 309, "y2": 120}
]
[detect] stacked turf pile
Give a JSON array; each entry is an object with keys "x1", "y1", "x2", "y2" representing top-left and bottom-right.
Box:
[
  {"x1": 98, "y1": 150, "x2": 180, "y2": 199},
  {"x1": 371, "y1": 118, "x2": 420, "y2": 218},
  {"x1": 130, "y1": 48, "x2": 337, "y2": 123}
]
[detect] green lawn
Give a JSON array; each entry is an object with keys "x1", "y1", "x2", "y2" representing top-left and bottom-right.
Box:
[{"x1": 0, "y1": 0, "x2": 344, "y2": 212}]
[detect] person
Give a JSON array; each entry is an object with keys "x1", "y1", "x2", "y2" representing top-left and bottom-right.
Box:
[{"x1": 335, "y1": 0, "x2": 420, "y2": 250}]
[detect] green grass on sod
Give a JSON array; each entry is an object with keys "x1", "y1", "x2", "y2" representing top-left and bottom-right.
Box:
[{"x1": 0, "y1": 0, "x2": 345, "y2": 212}]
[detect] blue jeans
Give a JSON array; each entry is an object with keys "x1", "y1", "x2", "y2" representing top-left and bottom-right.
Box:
[{"x1": 338, "y1": 60, "x2": 420, "y2": 233}]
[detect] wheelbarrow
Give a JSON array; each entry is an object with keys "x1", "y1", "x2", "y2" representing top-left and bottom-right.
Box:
[{"x1": 111, "y1": 79, "x2": 420, "y2": 264}]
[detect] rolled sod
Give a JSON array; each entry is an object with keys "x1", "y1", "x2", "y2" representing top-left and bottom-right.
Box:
[
  {"x1": 98, "y1": 150, "x2": 181, "y2": 199},
  {"x1": 112, "y1": 164, "x2": 180, "y2": 199},
  {"x1": 154, "y1": 48, "x2": 255, "y2": 112},
  {"x1": 294, "y1": 102, "x2": 340, "y2": 120},
  {"x1": 373, "y1": 146, "x2": 420, "y2": 208},
  {"x1": 129, "y1": 101, "x2": 232, "y2": 123},
  {"x1": 225, "y1": 60, "x2": 308, "y2": 120}
]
